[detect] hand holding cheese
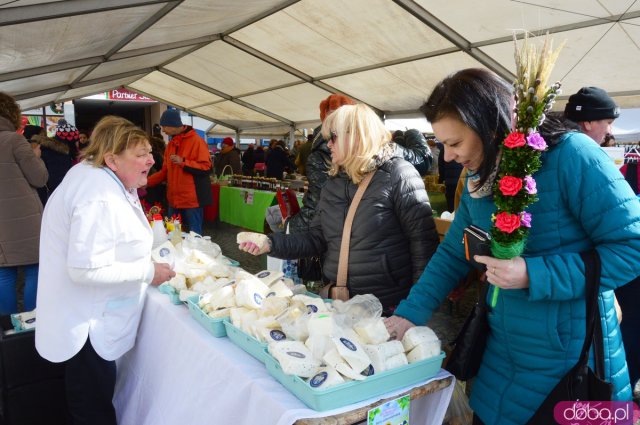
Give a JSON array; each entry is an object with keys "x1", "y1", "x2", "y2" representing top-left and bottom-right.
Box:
[{"x1": 237, "y1": 232, "x2": 271, "y2": 255}]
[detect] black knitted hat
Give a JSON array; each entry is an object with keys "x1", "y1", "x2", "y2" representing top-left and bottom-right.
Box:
[{"x1": 564, "y1": 87, "x2": 620, "y2": 122}]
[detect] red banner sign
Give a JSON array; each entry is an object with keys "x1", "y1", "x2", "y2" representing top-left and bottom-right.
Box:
[{"x1": 108, "y1": 89, "x2": 155, "y2": 102}]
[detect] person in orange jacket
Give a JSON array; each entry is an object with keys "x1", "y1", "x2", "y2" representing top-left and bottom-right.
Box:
[{"x1": 146, "y1": 109, "x2": 212, "y2": 234}]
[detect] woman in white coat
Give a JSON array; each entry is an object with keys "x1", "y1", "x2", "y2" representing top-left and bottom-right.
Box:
[{"x1": 36, "y1": 116, "x2": 175, "y2": 425}]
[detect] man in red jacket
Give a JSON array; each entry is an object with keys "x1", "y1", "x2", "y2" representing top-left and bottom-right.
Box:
[{"x1": 147, "y1": 109, "x2": 212, "y2": 235}]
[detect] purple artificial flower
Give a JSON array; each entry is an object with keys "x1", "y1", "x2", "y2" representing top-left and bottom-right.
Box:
[
  {"x1": 520, "y1": 211, "x2": 532, "y2": 228},
  {"x1": 524, "y1": 175, "x2": 537, "y2": 194},
  {"x1": 526, "y1": 132, "x2": 547, "y2": 151}
]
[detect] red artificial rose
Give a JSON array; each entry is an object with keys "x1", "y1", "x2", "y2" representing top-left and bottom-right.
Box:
[
  {"x1": 503, "y1": 132, "x2": 526, "y2": 149},
  {"x1": 498, "y1": 175, "x2": 523, "y2": 196},
  {"x1": 495, "y1": 212, "x2": 521, "y2": 234}
]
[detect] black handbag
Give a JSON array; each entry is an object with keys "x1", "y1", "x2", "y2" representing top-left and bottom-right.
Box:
[
  {"x1": 445, "y1": 282, "x2": 490, "y2": 381},
  {"x1": 297, "y1": 256, "x2": 323, "y2": 281},
  {"x1": 526, "y1": 250, "x2": 613, "y2": 425}
]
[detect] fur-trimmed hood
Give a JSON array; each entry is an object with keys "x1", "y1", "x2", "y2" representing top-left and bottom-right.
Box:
[{"x1": 40, "y1": 137, "x2": 70, "y2": 155}]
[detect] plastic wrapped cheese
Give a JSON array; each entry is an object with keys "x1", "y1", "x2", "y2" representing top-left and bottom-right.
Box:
[
  {"x1": 406, "y1": 340, "x2": 441, "y2": 363},
  {"x1": 229, "y1": 307, "x2": 250, "y2": 328},
  {"x1": 254, "y1": 270, "x2": 284, "y2": 287},
  {"x1": 322, "y1": 348, "x2": 343, "y2": 369},
  {"x1": 234, "y1": 278, "x2": 270, "y2": 309},
  {"x1": 259, "y1": 296, "x2": 290, "y2": 317},
  {"x1": 253, "y1": 317, "x2": 284, "y2": 343},
  {"x1": 208, "y1": 285, "x2": 237, "y2": 310},
  {"x1": 207, "y1": 308, "x2": 230, "y2": 319},
  {"x1": 269, "y1": 341, "x2": 321, "y2": 378},
  {"x1": 292, "y1": 294, "x2": 328, "y2": 314},
  {"x1": 402, "y1": 326, "x2": 439, "y2": 352},
  {"x1": 151, "y1": 241, "x2": 176, "y2": 266},
  {"x1": 332, "y1": 336, "x2": 371, "y2": 373},
  {"x1": 305, "y1": 334, "x2": 334, "y2": 361},
  {"x1": 335, "y1": 362, "x2": 367, "y2": 381},
  {"x1": 307, "y1": 313, "x2": 336, "y2": 337},
  {"x1": 179, "y1": 289, "x2": 198, "y2": 302},
  {"x1": 266, "y1": 280, "x2": 293, "y2": 298},
  {"x1": 353, "y1": 318, "x2": 390, "y2": 345},
  {"x1": 307, "y1": 365, "x2": 345, "y2": 389}
]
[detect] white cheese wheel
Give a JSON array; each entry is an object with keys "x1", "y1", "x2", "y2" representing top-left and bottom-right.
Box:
[
  {"x1": 236, "y1": 232, "x2": 269, "y2": 247},
  {"x1": 406, "y1": 340, "x2": 441, "y2": 363},
  {"x1": 402, "y1": 326, "x2": 439, "y2": 352},
  {"x1": 254, "y1": 270, "x2": 284, "y2": 286},
  {"x1": 335, "y1": 362, "x2": 367, "y2": 381},
  {"x1": 266, "y1": 281, "x2": 293, "y2": 298},
  {"x1": 384, "y1": 352, "x2": 408, "y2": 371},
  {"x1": 269, "y1": 341, "x2": 321, "y2": 378},
  {"x1": 235, "y1": 278, "x2": 270, "y2": 309},
  {"x1": 332, "y1": 336, "x2": 371, "y2": 373},
  {"x1": 362, "y1": 345, "x2": 387, "y2": 374},
  {"x1": 307, "y1": 365, "x2": 345, "y2": 389},
  {"x1": 353, "y1": 318, "x2": 390, "y2": 345}
]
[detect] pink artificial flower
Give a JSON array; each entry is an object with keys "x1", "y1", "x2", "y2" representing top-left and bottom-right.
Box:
[{"x1": 524, "y1": 175, "x2": 537, "y2": 194}]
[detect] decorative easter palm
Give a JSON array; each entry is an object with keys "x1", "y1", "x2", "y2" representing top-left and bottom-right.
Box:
[{"x1": 489, "y1": 34, "x2": 564, "y2": 307}]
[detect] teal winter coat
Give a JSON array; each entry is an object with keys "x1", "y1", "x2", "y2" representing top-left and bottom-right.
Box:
[{"x1": 395, "y1": 132, "x2": 640, "y2": 425}]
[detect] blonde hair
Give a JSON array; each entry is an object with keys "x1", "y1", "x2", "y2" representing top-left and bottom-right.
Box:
[
  {"x1": 321, "y1": 104, "x2": 391, "y2": 184},
  {"x1": 82, "y1": 116, "x2": 148, "y2": 166}
]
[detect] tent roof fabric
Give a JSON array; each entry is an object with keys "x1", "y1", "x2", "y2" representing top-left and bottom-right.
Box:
[{"x1": 2, "y1": 0, "x2": 639, "y2": 136}]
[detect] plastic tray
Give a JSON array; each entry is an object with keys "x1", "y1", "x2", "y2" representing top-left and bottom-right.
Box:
[
  {"x1": 157, "y1": 283, "x2": 183, "y2": 305},
  {"x1": 223, "y1": 320, "x2": 269, "y2": 363},
  {"x1": 186, "y1": 295, "x2": 228, "y2": 337},
  {"x1": 264, "y1": 351, "x2": 445, "y2": 411}
]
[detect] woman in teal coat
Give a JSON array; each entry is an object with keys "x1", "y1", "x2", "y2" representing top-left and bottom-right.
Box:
[{"x1": 385, "y1": 68, "x2": 640, "y2": 425}]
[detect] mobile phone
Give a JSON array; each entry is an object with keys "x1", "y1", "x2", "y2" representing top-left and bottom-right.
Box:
[{"x1": 463, "y1": 225, "x2": 491, "y2": 270}]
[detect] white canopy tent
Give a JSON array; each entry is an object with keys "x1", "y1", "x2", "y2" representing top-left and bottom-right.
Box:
[{"x1": 1, "y1": 0, "x2": 640, "y2": 138}]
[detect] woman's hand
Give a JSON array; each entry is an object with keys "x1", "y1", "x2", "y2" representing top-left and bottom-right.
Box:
[
  {"x1": 151, "y1": 262, "x2": 176, "y2": 286},
  {"x1": 384, "y1": 315, "x2": 415, "y2": 341},
  {"x1": 474, "y1": 255, "x2": 529, "y2": 289},
  {"x1": 238, "y1": 240, "x2": 271, "y2": 255}
]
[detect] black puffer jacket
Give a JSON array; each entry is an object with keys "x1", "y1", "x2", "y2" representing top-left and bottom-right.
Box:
[
  {"x1": 286, "y1": 127, "x2": 432, "y2": 234},
  {"x1": 271, "y1": 147, "x2": 439, "y2": 309}
]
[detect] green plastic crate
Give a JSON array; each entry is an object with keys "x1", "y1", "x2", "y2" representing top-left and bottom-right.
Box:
[
  {"x1": 264, "y1": 350, "x2": 445, "y2": 411},
  {"x1": 186, "y1": 294, "x2": 228, "y2": 337},
  {"x1": 223, "y1": 320, "x2": 269, "y2": 363}
]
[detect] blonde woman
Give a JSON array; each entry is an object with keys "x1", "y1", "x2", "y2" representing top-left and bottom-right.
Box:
[
  {"x1": 239, "y1": 104, "x2": 439, "y2": 313},
  {"x1": 36, "y1": 116, "x2": 175, "y2": 425}
]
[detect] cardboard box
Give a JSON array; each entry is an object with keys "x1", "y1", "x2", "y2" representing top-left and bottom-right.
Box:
[{"x1": 434, "y1": 218, "x2": 452, "y2": 242}]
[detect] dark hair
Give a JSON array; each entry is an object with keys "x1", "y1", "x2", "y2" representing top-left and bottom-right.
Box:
[
  {"x1": 0, "y1": 92, "x2": 22, "y2": 130},
  {"x1": 538, "y1": 112, "x2": 580, "y2": 146},
  {"x1": 420, "y1": 68, "x2": 512, "y2": 191}
]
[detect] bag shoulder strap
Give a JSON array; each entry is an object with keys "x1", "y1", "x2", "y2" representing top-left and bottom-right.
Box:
[
  {"x1": 336, "y1": 172, "x2": 375, "y2": 287},
  {"x1": 579, "y1": 250, "x2": 606, "y2": 378}
]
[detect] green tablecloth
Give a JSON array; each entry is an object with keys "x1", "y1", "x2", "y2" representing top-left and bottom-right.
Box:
[{"x1": 218, "y1": 186, "x2": 278, "y2": 232}]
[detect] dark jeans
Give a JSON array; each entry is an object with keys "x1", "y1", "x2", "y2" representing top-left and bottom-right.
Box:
[
  {"x1": 168, "y1": 206, "x2": 204, "y2": 235},
  {"x1": 65, "y1": 339, "x2": 117, "y2": 425},
  {"x1": 615, "y1": 276, "x2": 640, "y2": 387}
]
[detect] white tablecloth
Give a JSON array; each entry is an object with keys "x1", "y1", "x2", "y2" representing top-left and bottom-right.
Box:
[{"x1": 114, "y1": 288, "x2": 454, "y2": 425}]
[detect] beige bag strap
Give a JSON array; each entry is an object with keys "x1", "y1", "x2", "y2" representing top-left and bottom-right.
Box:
[{"x1": 336, "y1": 172, "x2": 375, "y2": 288}]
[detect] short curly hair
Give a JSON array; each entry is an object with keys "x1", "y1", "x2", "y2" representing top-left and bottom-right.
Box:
[{"x1": 0, "y1": 92, "x2": 21, "y2": 130}]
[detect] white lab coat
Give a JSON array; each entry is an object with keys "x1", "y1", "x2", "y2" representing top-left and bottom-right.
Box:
[{"x1": 36, "y1": 162, "x2": 153, "y2": 362}]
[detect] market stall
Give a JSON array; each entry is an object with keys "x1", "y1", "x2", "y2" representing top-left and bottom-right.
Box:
[
  {"x1": 203, "y1": 183, "x2": 221, "y2": 222},
  {"x1": 218, "y1": 185, "x2": 303, "y2": 232},
  {"x1": 114, "y1": 289, "x2": 454, "y2": 425}
]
